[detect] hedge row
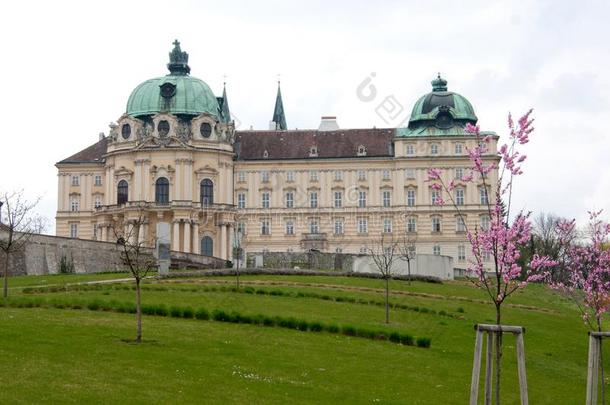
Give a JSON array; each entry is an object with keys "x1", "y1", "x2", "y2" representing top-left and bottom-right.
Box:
[
  {"x1": 0, "y1": 296, "x2": 431, "y2": 348},
  {"x1": 22, "y1": 283, "x2": 463, "y2": 320}
]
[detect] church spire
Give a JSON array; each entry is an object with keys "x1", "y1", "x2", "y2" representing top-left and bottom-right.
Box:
[
  {"x1": 220, "y1": 82, "x2": 231, "y2": 124},
  {"x1": 271, "y1": 81, "x2": 287, "y2": 130}
]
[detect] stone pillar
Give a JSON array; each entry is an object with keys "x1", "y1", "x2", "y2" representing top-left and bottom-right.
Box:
[
  {"x1": 220, "y1": 223, "x2": 227, "y2": 260},
  {"x1": 175, "y1": 159, "x2": 182, "y2": 201},
  {"x1": 228, "y1": 224, "x2": 234, "y2": 260},
  {"x1": 143, "y1": 160, "x2": 151, "y2": 202},
  {"x1": 183, "y1": 221, "x2": 191, "y2": 253},
  {"x1": 172, "y1": 220, "x2": 180, "y2": 251},
  {"x1": 192, "y1": 222, "x2": 200, "y2": 254},
  {"x1": 102, "y1": 225, "x2": 108, "y2": 242}
]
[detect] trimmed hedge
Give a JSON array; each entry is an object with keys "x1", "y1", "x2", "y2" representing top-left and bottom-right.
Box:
[{"x1": 0, "y1": 296, "x2": 431, "y2": 349}]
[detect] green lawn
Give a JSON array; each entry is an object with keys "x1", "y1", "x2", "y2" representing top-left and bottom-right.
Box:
[{"x1": 0, "y1": 273, "x2": 603, "y2": 404}]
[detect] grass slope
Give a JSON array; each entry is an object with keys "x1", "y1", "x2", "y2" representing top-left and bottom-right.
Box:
[{"x1": 0, "y1": 273, "x2": 603, "y2": 404}]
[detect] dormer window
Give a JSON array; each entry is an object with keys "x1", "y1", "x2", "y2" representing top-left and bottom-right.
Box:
[
  {"x1": 357, "y1": 145, "x2": 367, "y2": 156},
  {"x1": 200, "y1": 122, "x2": 212, "y2": 138},
  {"x1": 430, "y1": 143, "x2": 439, "y2": 155},
  {"x1": 263, "y1": 150, "x2": 269, "y2": 158},
  {"x1": 121, "y1": 123, "x2": 131, "y2": 140},
  {"x1": 158, "y1": 120, "x2": 170, "y2": 138},
  {"x1": 309, "y1": 146, "x2": 318, "y2": 157}
]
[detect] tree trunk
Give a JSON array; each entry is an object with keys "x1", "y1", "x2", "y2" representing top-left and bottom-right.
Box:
[
  {"x1": 407, "y1": 260, "x2": 411, "y2": 285},
  {"x1": 135, "y1": 278, "x2": 142, "y2": 343},
  {"x1": 236, "y1": 261, "x2": 240, "y2": 290},
  {"x1": 3, "y1": 252, "x2": 9, "y2": 299},
  {"x1": 385, "y1": 277, "x2": 389, "y2": 324},
  {"x1": 495, "y1": 306, "x2": 502, "y2": 405},
  {"x1": 598, "y1": 318, "x2": 606, "y2": 405}
]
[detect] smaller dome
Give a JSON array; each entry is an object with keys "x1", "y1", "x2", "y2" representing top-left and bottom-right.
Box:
[{"x1": 405, "y1": 74, "x2": 477, "y2": 134}]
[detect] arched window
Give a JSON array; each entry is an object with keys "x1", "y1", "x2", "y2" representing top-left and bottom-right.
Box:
[
  {"x1": 155, "y1": 177, "x2": 169, "y2": 204},
  {"x1": 201, "y1": 236, "x2": 213, "y2": 256},
  {"x1": 200, "y1": 179, "x2": 213, "y2": 205},
  {"x1": 117, "y1": 180, "x2": 128, "y2": 205}
]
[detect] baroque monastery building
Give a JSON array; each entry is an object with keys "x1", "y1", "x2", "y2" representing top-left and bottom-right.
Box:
[{"x1": 56, "y1": 41, "x2": 499, "y2": 266}]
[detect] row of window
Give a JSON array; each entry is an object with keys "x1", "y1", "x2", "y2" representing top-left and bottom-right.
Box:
[
  {"x1": 237, "y1": 167, "x2": 486, "y2": 184},
  {"x1": 70, "y1": 175, "x2": 103, "y2": 187},
  {"x1": 236, "y1": 188, "x2": 489, "y2": 209},
  {"x1": 115, "y1": 178, "x2": 214, "y2": 206},
  {"x1": 248, "y1": 215, "x2": 490, "y2": 236},
  {"x1": 404, "y1": 142, "x2": 469, "y2": 156}
]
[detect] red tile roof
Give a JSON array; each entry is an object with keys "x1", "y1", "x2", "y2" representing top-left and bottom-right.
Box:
[
  {"x1": 235, "y1": 128, "x2": 395, "y2": 160},
  {"x1": 57, "y1": 137, "x2": 108, "y2": 164}
]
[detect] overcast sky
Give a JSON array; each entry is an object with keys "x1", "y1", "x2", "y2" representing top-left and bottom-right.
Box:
[{"x1": 1, "y1": 0, "x2": 608, "y2": 232}]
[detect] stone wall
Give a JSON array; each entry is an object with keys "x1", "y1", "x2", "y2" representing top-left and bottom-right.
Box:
[
  {"x1": 247, "y1": 251, "x2": 354, "y2": 272},
  {"x1": 0, "y1": 232, "x2": 225, "y2": 276},
  {"x1": 247, "y1": 250, "x2": 454, "y2": 280}
]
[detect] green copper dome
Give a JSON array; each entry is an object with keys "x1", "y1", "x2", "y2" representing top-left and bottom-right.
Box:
[
  {"x1": 398, "y1": 74, "x2": 477, "y2": 136},
  {"x1": 126, "y1": 40, "x2": 220, "y2": 118}
]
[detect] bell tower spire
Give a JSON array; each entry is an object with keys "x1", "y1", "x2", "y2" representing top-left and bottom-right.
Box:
[{"x1": 271, "y1": 80, "x2": 287, "y2": 130}]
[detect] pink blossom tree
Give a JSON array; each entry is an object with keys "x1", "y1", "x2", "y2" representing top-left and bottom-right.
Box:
[
  {"x1": 550, "y1": 211, "x2": 610, "y2": 402},
  {"x1": 427, "y1": 110, "x2": 555, "y2": 403}
]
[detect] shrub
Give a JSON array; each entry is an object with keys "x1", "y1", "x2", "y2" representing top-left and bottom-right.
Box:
[
  {"x1": 154, "y1": 305, "x2": 168, "y2": 317},
  {"x1": 419, "y1": 307, "x2": 430, "y2": 314},
  {"x1": 356, "y1": 328, "x2": 377, "y2": 339},
  {"x1": 439, "y1": 310, "x2": 447, "y2": 316},
  {"x1": 212, "y1": 309, "x2": 229, "y2": 322},
  {"x1": 309, "y1": 321, "x2": 323, "y2": 332},
  {"x1": 278, "y1": 317, "x2": 298, "y2": 329},
  {"x1": 269, "y1": 290, "x2": 283, "y2": 296},
  {"x1": 87, "y1": 300, "x2": 101, "y2": 311},
  {"x1": 182, "y1": 307, "x2": 195, "y2": 319},
  {"x1": 416, "y1": 337, "x2": 431, "y2": 348},
  {"x1": 389, "y1": 331, "x2": 401, "y2": 343},
  {"x1": 400, "y1": 334, "x2": 414, "y2": 346},
  {"x1": 342, "y1": 325, "x2": 357, "y2": 336},
  {"x1": 169, "y1": 306, "x2": 183, "y2": 318},
  {"x1": 255, "y1": 289, "x2": 266, "y2": 295},
  {"x1": 335, "y1": 296, "x2": 345, "y2": 302},
  {"x1": 456, "y1": 307, "x2": 465, "y2": 313},
  {"x1": 142, "y1": 305, "x2": 156, "y2": 315},
  {"x1": 262, "y1": 316, "x2": 275, "y2": 327},
  {"x1": 243, "y1": 287, "x2": 255, "y2": 294},
  {"x1": 325, "y1": 324, "x2": 340, "y2": 333},
  {"x1": 195, "y1": 308, "x2": 210, "y2": 320},
  {"x1": 297, "y1": 320, "x2": 309, "y2": 331}
]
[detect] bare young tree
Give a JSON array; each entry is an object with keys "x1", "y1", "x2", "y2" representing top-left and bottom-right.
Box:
[
  {"x1": 110, "y1": 212, "x2": 155, "y2": 343},
  {"x1": 368, "y1": 232, "x2": 399, "y2": 324},
  {"x1": 398, "y1": 231, "x2": 417, "y2": 285},
  {"x1": 0, "y1": 191, "x2": 45, "y2": 298},
  {"x1": 233, "y1": 224, "x2": 245, "y2": 290}
]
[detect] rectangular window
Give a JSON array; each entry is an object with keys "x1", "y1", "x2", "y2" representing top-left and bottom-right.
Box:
[
  {"x1": 407, "y1": 217, "x2": 417, "y2": 233},
  {"x1": 458, "y1": 245, "x2": 466, "y2": 261},
  {"x1": 480, "y1": 215, "x2": 490, "y2": 231},
  {"x1": 432, "y1": 217, "x2": 441, "y2": 233},
  {"x1": 405, "y1": 168, "x2": 416, "y2": 180},
  {"x1": 357, "y1": 170, "x2": 367, "y2": 181},
  {"x1": 334, "y1": 170, "x2": 343, "y2": 181},
  {"x1": 334, "y1": 219, "x2": 344, "y2": 235},
  {"x1": 483, "y1": 249, "x2": 492, "y2": 262},
  {"x1": 431, "y1": 189, "x2": 441, "y2": 205},
  {"x1": 455, "y1": 168, "x2": 464, "y2": 180},
  {"x1": 382, "y1": 170, "x2": 391, "y2": 181},
  {"x1": 261, "y1": 219, "x2": 270, "y2": 235},
  {"x1": 70, "y1": 223, "x2": 78, "y2": 238},
  {"x1": 358, "y1": 191, "x2": 366, "y2": 208},
  {"x1": 310, "y1": 192, "x2": 318, "y2": 208},
  {"x1": 237, "y1": 193, "x2": 246, "y2": 209},
  {"x1": 335, "y1": 247, "x2": 343, "y2": 253},
  {"x1": 358, "y1": 217, "x2": 368, "y2": 233},
  {"x1": 94, "y1": 196, "x2": 102, "y2": 208},
  {"x1": 285, "y1": 220, "x2": 294, "y2": 235},
  {"x1": 309, "y1": 218, "x2": 319, "y2": 234},
  {"x1": 261, "y1": 171, "x2": 270, "y2": 183},
  {"x1": 430, "y1": 144, "x2": 439, "y2": 155},
  {"x1": 383, "y1": 218, "x2": 392, "y2": 233},
  {"x1": 261, "y1": 192, "x2": 270, "y2": 208},
  {"x1": 70, "y1": 198, "x2": 79, "y2": 212},
  {"x1": 334, "y1": 191, "x2": 342, "y2": 208},
  {"x1": 360, "y1": 246, "x2": 368, "y2": 254},
  {"x1": 480, "y1": 188, "x2": 489, "y2": 205},
  {"x1": 309, "y1": 170, "x2": 319, "y2": 182},
  {"x1": 94, "y1": 175, "x2": 102, "y2": 186},
  {"x1": 71, "y1": 175, "x2": 79, "y2": 186},
  {"x1": 456, "y1": 217, "x2": 466, "y2": 232},
  {"x1": 455, "y1": 188, "x2": 464, "y2": 206},
  {"x1": 382, "y1": 190, "x2": 391, "y2": 207},
  {"x1": 238, "y1": 171, "x2": 246, "y2": 182},
  {"x1": 406, "y1": 144, "x2": 415, "y2": 156},
  {"x1": 407, "y1": 189, "x2": 416, "y2": 207},
  {"x1": 285, "y1": 192, "x2": 294, "y2": 208},
  {"x1": 455, "y1": 143, "x2": 463, "y2": 154},
  {"x1": 286, "y1": 171, "x2": 295, "y2": 182},
  {"x1": 237, "y1": 222, "x2": 246, "y2": 235},
  {"x1": 433, "y1": 244, "x2": 441, "y2": 256}
]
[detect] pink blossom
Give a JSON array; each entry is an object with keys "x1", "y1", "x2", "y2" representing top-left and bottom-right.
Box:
[
  {"x1": 427, "y1": 168, "x2": 442, "y2": 181},
  {"x1": 430, "y1": 183, "x2": 442, "y2": 191}
]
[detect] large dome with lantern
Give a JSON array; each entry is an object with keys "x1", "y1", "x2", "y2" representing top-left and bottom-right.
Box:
[{"x1": 125, "y1": 40, "x2": 220, "y2": 119}]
